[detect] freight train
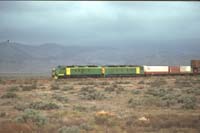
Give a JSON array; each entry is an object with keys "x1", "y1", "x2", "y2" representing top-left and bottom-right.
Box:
[{"x1": 52, "y1": 60, "x2": 200, "y2": 79}]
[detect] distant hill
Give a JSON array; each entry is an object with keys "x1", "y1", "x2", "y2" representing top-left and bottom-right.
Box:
[{"x1": 0, "y1": 40, "x2": 200, "y2": 74}]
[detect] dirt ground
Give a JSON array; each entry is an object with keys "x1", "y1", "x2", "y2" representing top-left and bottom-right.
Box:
[{"x1": 0, "y1": 75, "x2": 200, "y2": 133}]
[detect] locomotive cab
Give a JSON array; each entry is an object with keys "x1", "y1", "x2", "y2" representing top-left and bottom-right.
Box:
[
  {"x1": 52, "y1": 65, "x2": 66, "y2": 79},
  {"x1": 52, "y1": 68, "x2": 58, "y2": 79}
]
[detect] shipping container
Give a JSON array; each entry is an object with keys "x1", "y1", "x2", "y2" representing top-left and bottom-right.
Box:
[
  {"x1": 191, "y1": 60, "x2": 200, "y2": 68},
  {"x1": 144, "y1": 66, "x2": 169, "y2": 75},
  {"x1": 180, "y1": 66, "x2": 192, "y2": 73},
  {"x1": 169, "y1": 66, "x2": 180, "y2": 74}
]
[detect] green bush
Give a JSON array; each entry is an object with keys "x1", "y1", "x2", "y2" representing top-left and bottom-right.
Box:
[
  {"x1": 62, "y1": 85, "x2": 74, "y2": 91},
  {"x1": 104, "y1": 85, "x2": 124, "y2": 94},
  {"x1": 146, "y1": 88, "x2": 168, "y2": 97},
  {"x1": 1, "y1": 92, "x2": 18, "y2": 99},
  {"x1": 0, "y1": 112, "x2": 6, "y2": 117},
  {"x1": 58, "y1": 125, "x2": 80, "y2": 133},
  {"x1": 150, "y1": 79, "x2": 167, "y2": 87},
  {"x1": 99, "y1": 81, "x2": 110, "y2": 85},
  {"x1": 52, "y1": 94, "x2": 68, "y2": 103},
  {"x1": 128, "y1": 98, "x2": 143, "y2": 108},
  {"x1": 7, "y1": 86, "x2": 19, "y2": 92},
  {"x1": 178, "y1": 96, "x2": 197, "y2": 109},
  {"x1": 115, "y1": 81, "x2": 130, "y2": 84},
  {"x1": 29, "y1": 101, "x2": 59, "y2": 110},
  {"x1": 182, "y1": 88, "x2": 200, "y2": 95},
  {"x1": 51, "y1": 82, "x2": 60, "y2": 90},
  {"x1": 175, "y1": 80, "x2": 192, "y2": 87},
  {"x1": 0, "y1": 78, "x2": 5, "y2": 84},
  {"x1": 73, "y1": 105, "x2": 87, "y2": 112},
  {"x1": 116, "y1": 86, "x2": 125, "y2": 94},
  {"x1": 104, "y1": 86, "x2": 115, "y2": 92},
  {"x1": 79, "y1": 87, "x2": 105, "y2": 100},
  {"x1": 160, "y1": 94, "x2": 177, "y2": 107},
  {"x1": 80, "y1": 123, "x2": 93, "y2": 131},
  {"x1": 77, "y1": 81, "x2": 96, "y2": 85},
  {"x1": 15, "y1": 109, "x2": 47, "y2": 127},
  {"x1": 21, "y1": 81, "x2": 37, "y2": 91},
  {"x1": 138, "y1": 81, "x2": 145, "y2": 84},
  {"x1": 14, "y1": 104, "x2": 28, "y2": 111},
  {"x1": 94, "y1": 113, "x2": 117, "y2": 127},
  {"x1": 131, "y1": 90, "x2": 141, "y2": 95}
]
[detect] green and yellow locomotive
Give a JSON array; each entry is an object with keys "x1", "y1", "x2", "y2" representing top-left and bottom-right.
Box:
[{"x1": 52, "y1": 65, "x2": 144, "y2": 79}]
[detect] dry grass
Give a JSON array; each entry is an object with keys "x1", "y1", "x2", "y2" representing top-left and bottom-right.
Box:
[{"x1": 0, "y1": 75, "x2": 199, "y2": 132}]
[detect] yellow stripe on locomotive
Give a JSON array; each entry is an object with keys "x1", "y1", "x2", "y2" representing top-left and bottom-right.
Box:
[
  {"x1": 66, "y1": 68, "x2": 71, "y2": 75},
  {"x1": 136, "y1": 67, "x2": 140, "y2": 74},
  {"x1": 102, "y1": 67, "x2": 105, "y2": 74}
]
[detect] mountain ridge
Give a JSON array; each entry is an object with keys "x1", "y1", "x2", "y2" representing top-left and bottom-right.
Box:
[{"x1": 0, "y1": 40, "x2": 199, "y2": 73}]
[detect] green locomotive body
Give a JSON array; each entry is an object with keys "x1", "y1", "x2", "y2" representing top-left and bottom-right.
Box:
[
  {"x1": 70, "y1": 66, "x2": 102, "y2": 77},
  {"x1": 52, "y1": 65, "x2": 144, "y2": 79},
  {"x1": 104, "y1": 66, "x2": 143, "y2": 76}
]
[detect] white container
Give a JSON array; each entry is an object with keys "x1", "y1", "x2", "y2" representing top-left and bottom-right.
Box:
[
  {"x1": 180, "y1": 66, "x2": 192, "y2": 73},
  {"x1": 144, "y1": 66, "x2": 169, "y2": 72}
]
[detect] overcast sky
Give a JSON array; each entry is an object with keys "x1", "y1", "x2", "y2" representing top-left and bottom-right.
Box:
[{"x1": 0, "y1": 1, "x2": 200, "y2": 45}]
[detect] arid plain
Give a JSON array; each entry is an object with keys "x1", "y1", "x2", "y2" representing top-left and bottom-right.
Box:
[{"x1": 0, "y1": 75, "x2": 200, "y2": 133}]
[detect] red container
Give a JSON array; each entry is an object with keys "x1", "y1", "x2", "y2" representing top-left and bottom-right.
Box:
[
  {"x1": 169, "y1": 66, "x2": 180, "y2": 74},
  {"x1": 191, "y1": 60, "x2": 200, "y2": 68}
]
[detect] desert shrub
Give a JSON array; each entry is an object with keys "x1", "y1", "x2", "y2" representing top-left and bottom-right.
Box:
[
  {"x1": 128, "y1": 95, "x2": 177, "y2": 108},
  {"x1": 148, "y1": 114, "x2": 200, "y2": 129},
  {"x1": 62, "y1": 85, "x2": 74, "y2": 91},
  {"x1": 138, "y1": 80, "x2": 145, "y2": 84},
  {"x1": 0, "y1": 112, "x2": 6, "y2": 117},
  {"x1": 7, "y1": 86, "x2": 20, "y2": 92},
  {"x1": 58, "y1": 125, "x2": 80, "y2": 133},
  {"x1": 194, "y1": 88, "x2": 200, "y2": 95},
  {"x1": 79, "y1": 87, "x2": 105, "y2": 100},
  {"x1": 174, "y1": 80, "x2": 192, "y2": 87},
  {"x1": 99, "y1": 81, "x2": 110, "y2": 85},
  {"x1": 29, "y1": 101, "x2": 59, "y2": 110},
  {"x1": 0, "y1": 78, "x2": 5, "y2": 84},
  {"x1": 115, "y1": 86, "x2": 125, "y2": 94},
  {"x1": 104, "y1": 86, "x2": 115, "y2": 92},
  {"x1": 1, "y1": 92, "x2": 18, "y2": 99},
  {"x1": 73, "y1": 105, "x2": 87, "y2": 112},
  {"x1": 146, "y1": 88, "x2": 168, "y2": 97},
  {"x1": 150, "y1": 79, "x2": 167, "y2": 87},
  {"x1": 51, "y1": 82, "x2": 60, "y2": 90},
  {"x1": 52, "y1": 94, "x2": 68, "y2": 103},
  {"x1": 104, "y1": 85, "x2": 124, "y2": 94},
  {"x1": 115, "y1": 81, "x2": 130, "y2": 84},
  {"x1": 128, "y1": 98, "x2": 143, "y2": 108},
  {"x1": 15, "y1": 109, "x2": 47, "y2": 127},
  {"x1": 178, "y1": 95, "x2": 197, "y2": 109},
  {"x1": 14, "y1": 104, "x2": 28, "y2": 111},
  {"x1": 112, "y1": 83, "x2": 118, "y2": 88},
  {"x1": 160, "y1": 94, "x2": 177, "y2": 107},
  {"x1": 131, "y1": 89, "x2": 141, "y2": 95},
  {"x1": 94, "y1": 113, "x2": 117, "y2": 127},
  {"x1": 21, "y1": 81, "x2": 37, "y2": 91},
  {"x1": 182, "y1": 88, "x2": 200, "y2": 95},
  {"x1": 80, "y1": 123, "x2": 93, "y2": 131},
  {"x1": 77, "y1": 81, "x2": 96, "y2": 86}
]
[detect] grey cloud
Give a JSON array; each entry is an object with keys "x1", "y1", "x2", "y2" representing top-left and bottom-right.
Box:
[{"x1": 0, "y1": 1, "x2": 199, "y2": 45}]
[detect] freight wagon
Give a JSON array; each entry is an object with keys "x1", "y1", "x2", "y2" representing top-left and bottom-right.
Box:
[
  {"x1": 191, "y1": 60, "x2": 200, "y2": 74},
  {"x1": 52, "y1": 60, "x2": 199, "y2": 79},
  {"x1": 143, "y1": 66, "x2": 169, "y2": 75}
]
